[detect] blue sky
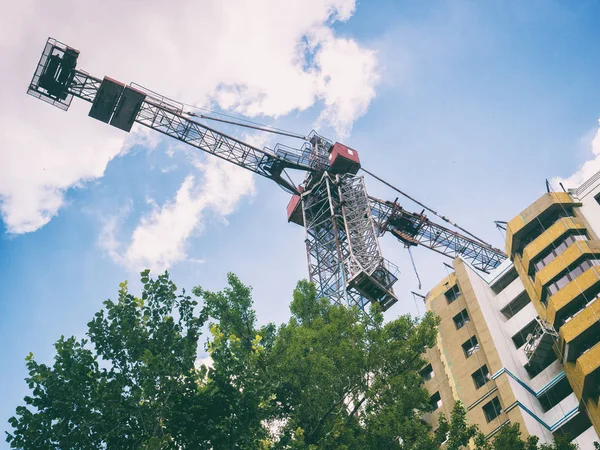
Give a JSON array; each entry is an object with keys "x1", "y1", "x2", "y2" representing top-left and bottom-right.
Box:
[{"x1": 2, "y1": 0, "x2": 600, "y2": 444}]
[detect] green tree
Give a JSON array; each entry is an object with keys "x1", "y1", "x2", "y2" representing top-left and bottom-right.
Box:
[
  {"x1": 9, "y1": 271, "x2": 588, "y2": 449},
  {"x1": 6, "y1": 271, "x2": 205, "y2": 449},
  {"x1": 191, "y1": 273, "x2": 279, "y2": 449},
  {"x1": 435, "y1": 402, "x2": 478, "y2": 450},
  {"x1": 266, "y1": 280, "x2": 440, "y2": 449},
  {"x1": 472, "y1": 422, "x2": 578, "y2": 450}
]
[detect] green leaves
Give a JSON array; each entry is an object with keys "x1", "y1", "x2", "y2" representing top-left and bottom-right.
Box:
[
  {"x1": 8, "y1": 271, "x2": 587, "y2": 449},
  {"x1": 265, "y1": 282, "x2": 440, "y2": 449},
  {"x1": 6, "y1": 270, "x2": 205, "y2": 449}
]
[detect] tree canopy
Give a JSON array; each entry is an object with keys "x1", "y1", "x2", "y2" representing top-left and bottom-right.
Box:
[
  {"x1": 437, "y1": 402, "x2": 578, "y2": 450},
  {"x1": 5, "y1": 271, "x2": 588, "y2": 449}
]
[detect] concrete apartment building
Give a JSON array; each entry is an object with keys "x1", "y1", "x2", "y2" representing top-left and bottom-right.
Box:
[{"x1": 421, "y1": 170, "x2": 600, "y2": 448}]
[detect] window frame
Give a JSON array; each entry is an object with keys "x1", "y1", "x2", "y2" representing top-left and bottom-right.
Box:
[
  {"x1": 545, "y1": 257, "x2": 600, "y2": 301},
  {"x1": 420, "y1": 363, "x2": 434, "y2": 382},
  {"x1": 532, "y1": 233, "x2": 588, "y2": 274},
  {"x1": 429, "y1": 391, "x2": 442, "y2": 411},
  {"x1": 445, "y1": 284, "x2": 461, "y2": 304},
  {"x1": 462, "y1": 335, "x2": 480, "y2": 358},
  {"x1": 452, "y1": 309, "x2": 471, "y2": 330},
  {"x1": 472, "y1": 365, "x2": 491, "y2": 389},
  {"x1": 482, "y1": 397, "x2": 503, "y2": 423}
]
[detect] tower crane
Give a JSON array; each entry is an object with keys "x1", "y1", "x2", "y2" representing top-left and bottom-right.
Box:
[{"x1": 26, "y1": 38, "x2": 507, "y2": 312}]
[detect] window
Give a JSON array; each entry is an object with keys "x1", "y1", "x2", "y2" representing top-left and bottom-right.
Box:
[
  {"x1": 482, "y1": 397, "x2": 502, "y2": 422},
  {"x1": 453, "y1": 309, "x2": 470, "y2": 330},
  {"x1": 545, "y1": 258, "x2": 600, "y2": 301},
  {"x1": 518, "y1": 208, "x2": 575, "y2": 253},
  {"x1": 491, "y1": 267, "x2": 519, "y2": 294},
  {"x1": 445, "y1": 284, "x2": 461, "y2": 304},
  {"x1": 512, "y1": 319, "x2": 537, "y2": 349},
  {"x1": 573, "y1": 338, "x2": 600, "y2": 361},
  {"x1": 429, "y1": 391, "x2": 442, "y2": 410},
  {"x1": 462, "y1": 336, "x2": 480, "y2": 358},
  {"x1": 500, "y1": 291, "x2": 530, "y2": 319},
  {"x1": 595, "y1": 192, "x2": 600, "y2": 206},
  {"x1": 556, "y1": 284, "x2": 600, "y2": 328},
  {"x1": 420, "y1": 364, "x2": 434, "y2": 382},
  {"x1": 532, "y1": 233, "x2": 588, "y2": 274},
  {"x1": 472, "y1": 365, "x2": 491, "y2": 389}
]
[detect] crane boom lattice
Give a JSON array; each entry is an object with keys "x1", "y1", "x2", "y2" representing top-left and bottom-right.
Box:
[
  {"x1": 369, "y1": 196, "x2": 506, "y2": 273},
  {"x1": 26, "y1": 37, "x2": 508, "y2": 313}
]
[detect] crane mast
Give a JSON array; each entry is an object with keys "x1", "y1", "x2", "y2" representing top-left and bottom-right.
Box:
[{"x1": 26, "y1": 37, "x2": 507, "y2": 313}]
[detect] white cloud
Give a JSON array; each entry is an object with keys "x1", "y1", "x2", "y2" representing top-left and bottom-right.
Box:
[
  {"x1": 101, "y1": 158, "x2": 255, "y2": 272},
  {"x1": 552, "y1": 119, "x2": 600, "y2": 190},
  {"x1": 161, "y1": 165, "x2": 178, "y2": 174},
  {"x1": 195, "y1": 356, "x2": 213, "y2": 371},
  {"x1": 98, "y1": 200, "x2": 134, "y2": 264},
  {"x1": 314, "y1": 32, "x2": 379, "y2": 135},
  {"x1": 0, "y1": 0, "x2": 379, "y2": 234}
]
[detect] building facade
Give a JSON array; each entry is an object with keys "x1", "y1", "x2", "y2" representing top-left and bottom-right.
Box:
[{"x1": 421, "y1": 172, "x2": 600, "y2": 448}]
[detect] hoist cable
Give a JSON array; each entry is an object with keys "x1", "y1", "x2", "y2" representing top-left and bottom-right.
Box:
[
  {"x1": 407, "y1": 246, "x2": 422, "y2": 290},
  {"x1": 360, "y1": 166, "x2": 494, "y2": 248},
  {"x1": 184, "y1": 111, "x2": 307, "y2": 140}
]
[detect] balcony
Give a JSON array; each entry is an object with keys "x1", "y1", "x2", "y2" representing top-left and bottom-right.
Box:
[
  {"x1": 534, "y1": 241, "x2": 600, "y2": 303},
  {"x1": 576, "y1": 343, "x2": 600, "y2": 398},
  {"x1": 522, "y1": 217, "x2": 587, "y2": 274},
  {"x1": 547, "y1": 267, "x2": 600, "y2": 327},
  {"x1": 505, "y1": 302, "x2": 537, "y2": 338},
  {"x1": 506, "y1": 192, "x2": 580, "y2": 256},
  {"x1": 560, "y1": 298, "x2": 600, "y2": 363},
  {"x1": 496, "y1": 276, "x2": 527, "y2": 313}
]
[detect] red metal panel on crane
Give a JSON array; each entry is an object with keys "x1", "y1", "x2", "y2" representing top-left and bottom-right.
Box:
[
  {"x1": 328, "y1": 143, "x2": 361, "y2": 174},
  {"x1": 286, "y1": 186, "x2": 304, "y2": 226},
  {"x1": 89, "y1": 77, "x2": 125, "y2": 123},
  {"x1": 109, "y1": 86, "x2": 146, "y2": 132}
]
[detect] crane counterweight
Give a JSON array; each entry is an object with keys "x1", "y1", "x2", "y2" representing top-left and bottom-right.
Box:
[{"x1": 88, "y1": 77, "x2": 125, "y2": 123}]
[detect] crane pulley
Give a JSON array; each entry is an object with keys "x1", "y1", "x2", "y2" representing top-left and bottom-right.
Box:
[{"x1": 26, "y1": 37, "x2": 507, "y2": 313}]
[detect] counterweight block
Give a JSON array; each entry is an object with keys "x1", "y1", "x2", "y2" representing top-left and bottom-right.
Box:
[{"x1": 88, "y1": 78, "x2": 146, "y2": 132}]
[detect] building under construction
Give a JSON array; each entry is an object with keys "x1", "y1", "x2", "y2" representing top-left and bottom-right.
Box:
[{"x1": 422, "y1": 171, "x2": 600, "y2": 448}]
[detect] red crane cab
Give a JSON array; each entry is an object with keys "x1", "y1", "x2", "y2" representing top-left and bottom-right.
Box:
[
  {"x1": 286, "y1": 186, "x2": 304, "y2": 226},
  {"x1": 328, "y1": 143, "x2": 360, "y2": 175},
  {"x1": 286, "y1": 143, "x2": 360, "y2": 226}
]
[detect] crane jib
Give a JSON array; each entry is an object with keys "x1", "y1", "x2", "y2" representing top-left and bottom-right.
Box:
[{"x1": 27, "y1": 37, "x2": 509, "y2": 313}]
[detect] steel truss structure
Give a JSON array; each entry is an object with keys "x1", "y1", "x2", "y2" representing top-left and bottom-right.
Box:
[
  {"x1": 26, "y1": 37, "x2": 508, "y2": 314},
  {"x1": 29, "y1": 41, "x2": 318, "y2": 195},
  {"x1": 302, "y1": 174, "x2": 399, "y2": 311},
  {"x1": 369, "y1": 197, "x2": 505, "y2": 273}
]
